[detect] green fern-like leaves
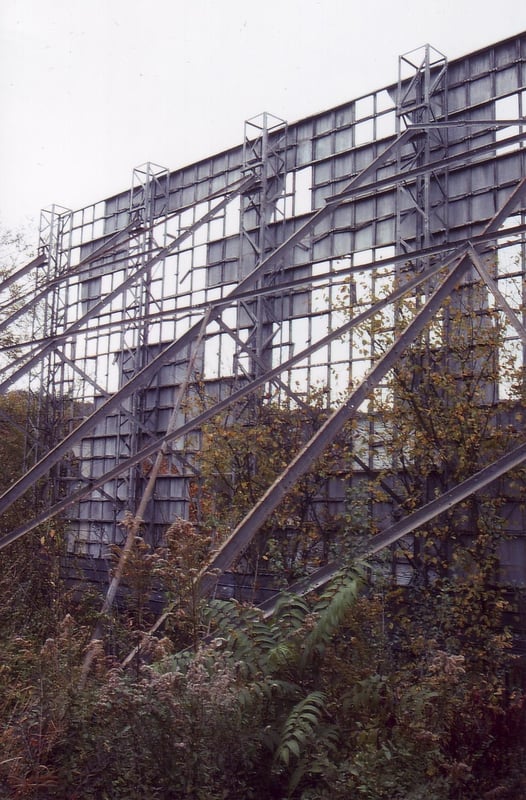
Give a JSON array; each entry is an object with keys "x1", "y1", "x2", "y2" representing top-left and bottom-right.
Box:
[
  {"x1": 300, "y1": 566, "x2": 364, "y2": 670},
  {"x1": 273, "y1": 690, "x2": 327, "y2": 769}
]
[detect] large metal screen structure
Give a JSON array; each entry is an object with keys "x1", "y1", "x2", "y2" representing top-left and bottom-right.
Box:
[{"x1": 0, "y1": 33, "x2": 525, "y2": 594}]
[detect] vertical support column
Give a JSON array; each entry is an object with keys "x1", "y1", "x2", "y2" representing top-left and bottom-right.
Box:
[
  {"x1": 25, "y1": 205, "x2": 73, "y2": 506},
  {"x1": 396, "y1": 45, "x2": 449, "y2": 273},
  {"x1": 392, "y1": 48, "x2": 450, "y2": 580},
  {"x1": 113, "y1": 163, "x2": 170, "y2": 538},
  {"x1": 124, "y1": 162, "x2": 170, "y2": 375},
  {"x1": 37, "y1": 204, "x2": 74, "y2": 387},
  {"x1": 235, "y1": 113, "x2": 288, "y2": 381}
]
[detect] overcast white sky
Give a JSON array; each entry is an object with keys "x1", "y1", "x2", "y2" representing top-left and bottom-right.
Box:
[{"x1": 0, "y1": 0, "x2": 524, "y2": 236}]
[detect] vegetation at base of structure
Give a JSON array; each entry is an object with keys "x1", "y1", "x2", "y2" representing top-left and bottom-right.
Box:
[
  {"x1": 0, "y1": 559, "x2": 524, "y2": 799},
  {"x1": 1, "y1": 490, "x2": 525, "y2": 798},
  {"x1": 1, "y1": 244, "x2": 526, "y2": 796}
]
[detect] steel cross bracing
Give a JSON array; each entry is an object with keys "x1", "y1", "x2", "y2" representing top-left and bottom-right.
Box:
[
  {"x1": 0, "y1": 127, "x2": 422, "y2": 526},
  {"x1": 0, "y1": 173, "x2": 260, "y2": 543},
  {"x1": 2, "y1": 211, "x2": 524, "y2": 372},
  {"x1": 0, "y1": 127, "x2": 525, "y2": 539},
  {"x1": 1, "y1": 124, "x2": 523, "y2": 388},
  {"x1": 0, "y1": 174, "x2": 259, "y2": 394},
  {"x1": 0, "y1": 164, "x2": 525, "y2": 555},
  {"x1": 2, "y1": 121, "x2": 522, "y2": 418},
  {"x1": 0, "y1": 36, "x2": 523, "y2": 627},
  {"x1": 0, "y1": 215, "x2": 159, "y2": 353},
  {"x1": 0, "y1": 222, "x2": 521, "y2": 550},
  {"x1": 0, "y1": 34, "x2": 525, "y2": 572},
  {"x1": 196, "y1": 177, "x2": 526, "y2": 598}
]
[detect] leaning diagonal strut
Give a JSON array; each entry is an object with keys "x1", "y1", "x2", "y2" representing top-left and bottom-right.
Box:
[
  {"x1": 467, "y1": 244, "x2": 526, "y2": 346},
  {"x1": 0, "y1": 176, "x2": 258, "y2": 392}
]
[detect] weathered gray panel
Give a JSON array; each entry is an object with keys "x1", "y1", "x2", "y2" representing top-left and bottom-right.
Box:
[
  {"x1": 470, "y1": 75, "x2": 493, "y2": 105},
  {"x1": 496, "y1": 65, "x2": 521, "y2": 94},
  {"x1": 354, "y1": 225, "x2": 373, "y2": 251},
  {"x1": 377, "y1": 218, "x2": 395, "y2": 246}
]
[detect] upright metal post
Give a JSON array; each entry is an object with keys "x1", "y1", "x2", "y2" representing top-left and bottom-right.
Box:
[
  {"x1": 113, "y1": 162, "x2": 170, "y2": 541},
  {"x1": 236, "y1": 113, "x2": 288, "y2": 380},
  {"x1": 396, "y1": 45, "x2": 448, "y2": 272},
  {"x1": 25, "y1": 205, "x2": 72, "y2": 507}
]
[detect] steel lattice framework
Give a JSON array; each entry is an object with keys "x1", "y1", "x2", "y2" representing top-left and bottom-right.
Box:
[{"x1": 0, "y1": 33, "x2": 525, "y2": 601}]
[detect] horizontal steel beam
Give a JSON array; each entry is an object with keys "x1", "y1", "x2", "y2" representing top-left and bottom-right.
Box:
[
  {"x1": 328, "y1": 129, "x2": 526, "y2": 205},
  {"x1": 5, "y1": 219, "x2": 525, "y2": 359},
  {"x1": 408, "y1": 119, "x2": 526, "y2": 128}
]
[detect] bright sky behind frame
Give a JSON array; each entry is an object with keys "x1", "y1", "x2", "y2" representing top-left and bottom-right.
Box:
[{"x1": 0, "y1": 0, "x2": 524, "y2": 234}]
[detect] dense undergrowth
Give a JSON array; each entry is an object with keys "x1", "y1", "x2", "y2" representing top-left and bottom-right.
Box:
[{"x1": 1, "y1": 536, "x2": 525, "y2": 800}]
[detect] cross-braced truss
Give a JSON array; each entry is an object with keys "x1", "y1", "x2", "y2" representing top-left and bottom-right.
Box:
[{"x1": 0, "y1": 34, "x2": 525, "y2": 607}]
